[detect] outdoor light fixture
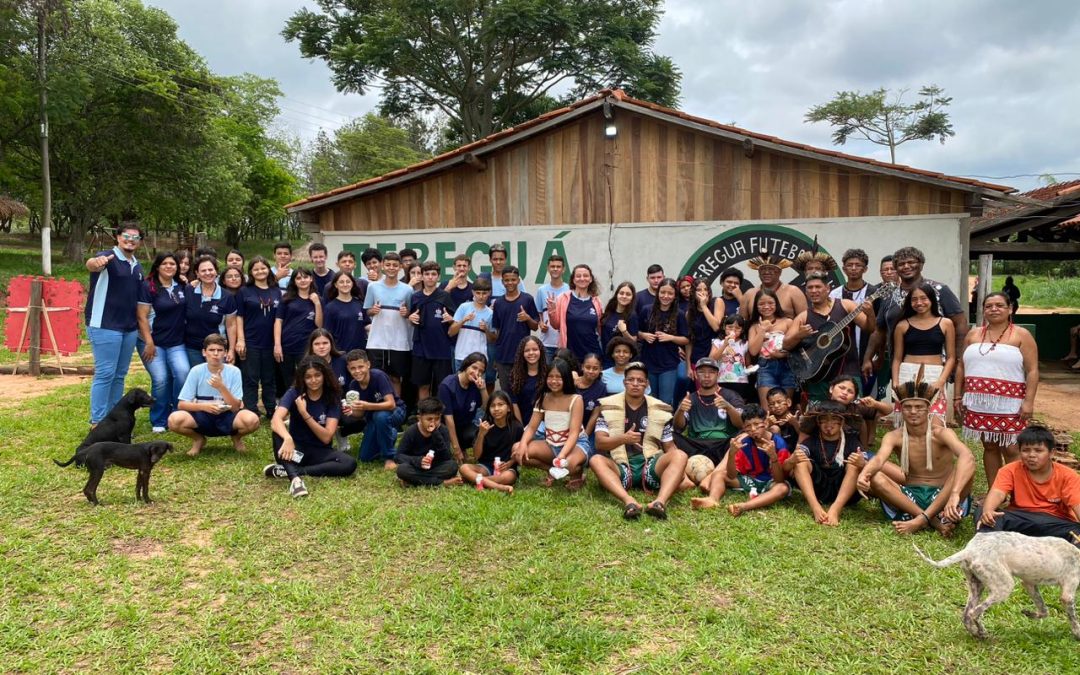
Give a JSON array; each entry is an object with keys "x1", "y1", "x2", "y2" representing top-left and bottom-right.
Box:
[{"x1": 603, "y1": 99, "x2": 616, "y2": 138}]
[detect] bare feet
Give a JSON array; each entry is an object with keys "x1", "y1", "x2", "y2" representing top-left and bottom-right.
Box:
[
  {"x1": 932, "y1": 516, "x2": 957, "y2": 538},
  {"x1": 567, "y1": 476, "x2": 586, "y2": 491},
  {"x1": 679, "y1": 477, "x2": 696, "y2": 492},
  {"x1": 691, "y1": 497, "x2": 719, "y2": 510},
  {"x1": 186, "y1": 436, "x2": 206, "y2": 457},
  {"x1": 231, "y1": 434, "x2": 246, "y2": 453},
  {"x1": 822, "y1": 508, "x2": 841, "y2": 526},
  {"x1": 482, "y1": 478, "x2": 513, "y2": 494},
  {"x1": 893, "y1": 515, "x2": 929, "y2": 535},
  {"x1": 728, "y1": 503, "x2": 744, "y2": 517},
  {"x1": 443, "y1": 476, "x2": 463, "y2": 486},
  {"x1": 812, "y1": 506, "x2": 829, "y2": 524},
  {"x1": 383, "y1": 460, "x2": 398, "y2": 471}
]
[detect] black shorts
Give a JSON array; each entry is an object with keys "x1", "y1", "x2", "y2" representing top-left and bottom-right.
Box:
[
  {"x1": 371, "y1": 349, "x2": 410, "y2": 379},
  {"x1": 672, "y1": 433, "x2": 731, "y2": 466},
  {"x1": 411, "y1": 357, "x2": 453, "y2": 389},
  {"x1": 809, "y1": 463, "x2": 861, "y2": 506}
]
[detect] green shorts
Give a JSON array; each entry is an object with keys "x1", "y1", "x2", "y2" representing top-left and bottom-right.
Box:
[
  {"x1": 737, "y1": 475, "x2": 780, "y2": 495},
  {"x1": 881, "y1": 484, "x2": 972, "y2": 522},
  {"x1": 619, "y1": 454, "x2": 662, "y2": 491}
]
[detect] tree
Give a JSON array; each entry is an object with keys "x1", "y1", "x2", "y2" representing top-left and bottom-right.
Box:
[
  {"x1": 282, "y1": 0, "x2": 681, "y2": 144},
  {"x1": 303, "y1": 114, "x2": 428, "y2": 194},
  {"x1": 804, "y1": 85, "x2": 954, "y2": 164}
]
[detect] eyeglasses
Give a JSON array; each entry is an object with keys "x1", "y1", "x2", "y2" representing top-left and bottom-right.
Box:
[{"x1": 120, "y1": 233, "x2": 141, "y2": 241}]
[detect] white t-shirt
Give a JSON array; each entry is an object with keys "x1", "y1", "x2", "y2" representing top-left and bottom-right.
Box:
[
  {"x1": 452, "y1": 302, "x2": 494, "y2": 361},
  {"x1": 363, "y1": 280, "x2": 414, "y2": 351},
  {"x1": 535, "y1": 282, "x2": 569, "y2": 349}
]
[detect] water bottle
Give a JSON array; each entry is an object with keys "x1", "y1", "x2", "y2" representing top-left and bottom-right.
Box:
[
  {"x1": 422, "y1": 449, "x2": 434, "y2": 469},
  {"x1": 475, "y1": 473, "x2": 485, "y2": 490},
  {"x1": 493, "y1": 457, "x2": 502, "y2": 476}
]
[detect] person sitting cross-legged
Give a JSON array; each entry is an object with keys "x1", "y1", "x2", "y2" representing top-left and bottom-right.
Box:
[
  {"x1": 590, "y1": 361, "x2": 688, "y2": 520},
  {"x1": 168, "y1": 333, "x2": 261, "y2": 456},
  {"x1": 672, "y1": 357, "x2": 744, "y2": 476},
  {"x1": 264, "y1": 356, "x2": 357, "y2": 498},
  {"x1": 340, "y1": 349, "x2": 407, "y2": 469},
  {"x1": 395, "y1": 397, "x2": 463, "y2": 487},
  {"x1": 784, "y1": 401, "x2": 866, "y2": 526},
  {"x1": 977, "y1": 425, "x2": 1080, "y2": 544},
  {"x1": 857, "y1": 370, "x2": 975, "y2": 537}
]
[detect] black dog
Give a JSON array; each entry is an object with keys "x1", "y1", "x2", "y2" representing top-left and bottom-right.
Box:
[
  {"x1": 66, "y1": 388, "x2": 155, "y2": 465},
  {"x1": 59, "y1": 441, "x2": 172, "y2": 505}
]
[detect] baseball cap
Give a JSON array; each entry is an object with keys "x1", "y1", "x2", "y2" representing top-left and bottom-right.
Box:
[{"x1": 694, "y1": 357, "x2": 720, "y2": 371}]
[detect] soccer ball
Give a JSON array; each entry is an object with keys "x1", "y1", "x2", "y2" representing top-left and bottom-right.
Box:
[{"x1": 686, "y1": 455, "x2": 716, "y2": 484}]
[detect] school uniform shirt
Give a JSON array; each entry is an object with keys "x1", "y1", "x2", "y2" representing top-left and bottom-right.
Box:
[
  {"x1": 511, "y1": 374, "x2": 540, "y2": 420},
  {"x1": 278, "y1": 386, "x2": 340, "y2": 452},
  {"x1": 238, "y1": 285, "x2": 282, "y2": 351},
  {"x1": 328, "y1": 355, "x2": 348, "y2": 388},
  {"x1": 178, "y1": 362, "x2": 244, "y2": 402},
  {"x1": 275, "y1": 296, "x2": 317, "y2": 354},
  {"x1": 324, "y1": 298, "x2": 368, "y2": 352},
  {"x1": 344, "y1": 368, "x2": 404, "y2": 410},
  {"x1": 444, "y1": 281, "x2": 473, "y2": 308},
  {"x1": 138, "y1": 279, "x2": 186, "y2": 348},
  {"x1": 363, "y1": 280, "x2": 414, "y2": 351},
  {"x1": 270, "y1": 266, "x2": 292, "y2": 290},
  {"x1": 311, "y1": 269, "x2": 335, "y2": 296},
  {"x1": 577, "y1": 379, "x2": 607, "y2": 420},
  {"x1": 411, "y1": 288, "x2": 455, "y2": 360},
  {"x1": 721, "y1": 296, "x2": 740, "y2": 318},
  {"x1": 452, "y1": 302, "x2": 493, "y2": 362},
  {"x1": 184, "y1": 282, "x2": 237, "y2": 350},
  {"x1": 326, "y1": 277, "x2": 369, "y2": 305},
  {"x1": 86, "y1": 246, "x2": 144, "y2": 332},
  {"x1": 635, "y1": 288, "x2": 656, "y2": 316},
  {"x1": 734, "y1": 433, "x2": 791, "y2": 482},
  {"x1": 491, "y1": 292, "x2": 540, "y2": 364},
  {"x1": 535, "y1": 283, "x2": 570, "y2": 350},
  {"x1": 687, "y1": 312, "x2": 717, "y2": 363},
  {"x1": 481, "y1": 272, "x2": 527, "y2": 299},
  {"x1": 600, "y1": 312, "x2": 638, "y2": 357},
  {"x1": 637, "y1": 306, "x2": 688, "y2": 373},
  {"x1": 565, "y1": 294, "x2": 603, "y2": 358},
  {"x1": 437, "y1": 374, "x2": 482, "y2": 432}
]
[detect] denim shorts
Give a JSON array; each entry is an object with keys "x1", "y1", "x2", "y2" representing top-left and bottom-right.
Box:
[{"x1": 757, "y1": 358, "x2": 796, "y2": 390}]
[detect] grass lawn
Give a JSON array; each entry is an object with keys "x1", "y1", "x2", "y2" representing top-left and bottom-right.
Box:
[
  {"x1": 1011, "y1": 274, "x2": 1080, "y2": 311},
  {"x1": 1, "y1": 375, "x2": 1077, "y2": 673}
]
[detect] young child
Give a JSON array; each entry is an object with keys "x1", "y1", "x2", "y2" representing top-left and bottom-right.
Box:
[
  {"x1": 576, "y1": 353, "x2": 607, "y2": 440},
  {"x1": 709, "y1": 315, "x2": 753, "y2": 401},
  {"x1": 978, "y1": 425, "x2": 1080, "y2": 542},
  {"x1": 449, "y1": 277, "x2": 494, "y2": 372},
  {"x1": 395, "y1": 398, "x2": 463, "y2": 487},
  {"x1": 515, "y1": 358, "x2": 590, "y2": 490},
  {"x1": 459, "y1": 391, "x2": 522, "y2": 494},
  {"x1": 765, "y1": 387, "x2": 799, "y2": 453},
  {"x1": 691, "y1": 404, "x2": 789, "y2": 513}
]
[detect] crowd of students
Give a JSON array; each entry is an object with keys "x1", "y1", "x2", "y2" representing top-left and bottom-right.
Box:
[{"x1": 81, "y1": 223, "x2": 1078, "y2": 545}]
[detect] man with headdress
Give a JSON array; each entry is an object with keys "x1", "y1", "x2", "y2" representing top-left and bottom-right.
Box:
[
  {"x1": 791, "y1": 237, "x2": 838, "y2": 298},
  {"x1": 856, "y1": 369, "x2": 975, "y2": 537},
  {"x1": 738, "y1": 250, "x2": 807, "y2": 321},
  {"x1": 783, "y1": 400, "x2": 867, "y2": 526}
]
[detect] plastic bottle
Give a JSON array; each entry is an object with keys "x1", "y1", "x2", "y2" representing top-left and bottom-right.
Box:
[
  {"x1": 493, "y1": 457, "x2": 502, "y2": 476},
  {"x1": 422, "y1": 449, "x2": 434, "y2": 469},
  {"x1": 475, "y1": 473, "x2": 485, "y2": 490}
]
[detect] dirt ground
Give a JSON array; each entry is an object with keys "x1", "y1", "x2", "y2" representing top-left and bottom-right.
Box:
[{"x1": 0, "y1": 372, "x2": 92, "y2": 410}]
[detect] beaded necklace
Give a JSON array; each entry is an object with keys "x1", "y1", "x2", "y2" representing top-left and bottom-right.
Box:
[{"x1": 977, "y1": 322, "x2": 1013, "y2": 356}]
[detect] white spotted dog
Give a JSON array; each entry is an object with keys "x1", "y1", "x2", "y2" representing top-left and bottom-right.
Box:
[{"x1": 914, "y1": 531, "x2": 1080, "y2": 640}]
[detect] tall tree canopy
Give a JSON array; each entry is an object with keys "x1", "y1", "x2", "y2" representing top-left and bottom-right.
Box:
[
  {"x1": 804, "y1": 85, "x2": 955, "y2": 164},
  {"x1": 303, "y1": 114, "x2": 429, "y2": 194},
  {"x1": 282, "y1": 0, "x2": 682, "y2": 143}
]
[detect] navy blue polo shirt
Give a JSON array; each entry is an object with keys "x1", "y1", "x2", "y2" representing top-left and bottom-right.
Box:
[
  {"x1": 411, "y1": 288, "x2": 455, "y2": 360},
  {"x1": 637, "y1": 305, "x2": 688, "y2": 373},
  {"x1": 184, "y1": 282, "x2": 237, "y2": 349},
  {"x1": 278, "y1": 386, "x2": 340, "y2": 452},
  {"x1": 238, "y1": 285, "x2": 281, "y2": 351},
  {"x1": 688, "y1": 312, "x2": 717, "y2": 363},
  {"x1": 577, "y1": 378, "x2": 607, "y2": 420},
  {"x1": 491, "y1": 292, "x2": 540, "y2": 364},
  {"x1": 86, "y1": 247, "x2": 143, "y2": 332},
  {"x1": 344, "y1": 368, "x2": 404, "y2": 409},
  {"x1": 312, "y1": 268, "x2": 335, "y2": 296},
  {"x1": 512, "y1": 373, "x2": 540, "y2": 420},
  {"x1": 437, "y1": 373, "x2": 482, "y2": 432},
  {"x1": 600, "y1": 311, "x2": 638, "y2": 366},
  {"x1": 324, "y1": 298, "x2": 367, "y2": 352},
  {"x1": 275, "y1": 296, "x2": 318, "y2": 354},
  {"x1": 565, "y1": 294, "x2": 602, "y2": 360},
  {"x1": 138, "y1": 279, "x2": 186, "y2": 348},
  {"x1": 445, "y1": 282, "x2": 473, "y2": 308}
]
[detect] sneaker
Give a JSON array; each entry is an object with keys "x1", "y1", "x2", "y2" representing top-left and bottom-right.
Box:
[
  {"x1": 152, "y1": 426, "x2": 167, "y2": 434},
  {"x1": 290, "y1": 477, "x2": 308, "y2": 498},
  {"x1": 263, "y1": 463, "x2": 288, "y2": 479}
]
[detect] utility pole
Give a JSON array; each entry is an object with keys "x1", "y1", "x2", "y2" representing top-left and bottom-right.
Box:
[{"x1": 37, "y1": 3, "x2": 52, "y2": 275}]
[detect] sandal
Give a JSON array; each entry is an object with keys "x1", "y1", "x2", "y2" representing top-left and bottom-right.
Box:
[
  {"x1": 623, "y1": 502, "x2": 642, "y2": 520},
  {"x1": 645, "y1": 500, "x2": 668, "y2": 520},
  {"x1": 566, "y1": 476, "x2": 586, "y2": 492}
]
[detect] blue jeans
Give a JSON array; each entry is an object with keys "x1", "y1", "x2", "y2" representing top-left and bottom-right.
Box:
[
  {"x1": 186, "y1": 347, "x2": 206, "y2": 367},
  {"x1": 349, "y1": 407, "x2": 406, "y2": 461},
  {"x1": 87, "y1": 326, "x2": 139, "y2": 424},
  {"x1": 673, "y1": 360, "x2": 692, "y2": 403},
  {"x1": 138, "y1": 342, "x2": 190, "y2": 428},
  {"x1": 648, "y1": 368, "x2": 678, "y2": 407}
]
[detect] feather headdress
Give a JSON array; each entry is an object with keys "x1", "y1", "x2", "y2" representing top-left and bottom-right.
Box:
[
  {"x1": 892, "y1": 365, "x2": 940, "y2": 474},
  {"x1": 746, "y1": 249, "x2": 793, "y2": 271},
  {"x1": 793, "y1": 235, "x2": 838, "y2": 273}
]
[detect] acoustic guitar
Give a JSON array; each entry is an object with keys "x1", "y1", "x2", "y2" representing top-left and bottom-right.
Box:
[{"x1": 787, "y1": 283, "x2": 894, "y2": 385}]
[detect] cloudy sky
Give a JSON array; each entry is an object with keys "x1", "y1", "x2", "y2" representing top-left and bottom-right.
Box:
[{"x1": 149, "y1": 0, "x2": 1080, "y2": 193}]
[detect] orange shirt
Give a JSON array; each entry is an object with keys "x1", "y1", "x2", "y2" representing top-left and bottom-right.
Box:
[{"x1": 993, "y1": 461, "x2": 1080, "y2": 522}]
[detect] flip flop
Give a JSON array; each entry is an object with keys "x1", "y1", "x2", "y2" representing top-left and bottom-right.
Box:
[
  {"x1": 645, "y1": 501, "x2": 668, "y2": 520},
  {"x1": 566, "y1": 477, "x2": 586, "y2": 491},
  {"x1": 623, "y1": 503, "x2": 642, "y2": 520}
]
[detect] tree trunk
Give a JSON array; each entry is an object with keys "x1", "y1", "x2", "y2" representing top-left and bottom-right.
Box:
[{"x1": 64, "y1": 218, "x2": 88, "y2": 259}]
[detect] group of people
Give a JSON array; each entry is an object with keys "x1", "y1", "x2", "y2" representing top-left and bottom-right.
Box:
[{"x1": 81, "y1": 223, "x2": 1079, "y2": 545}]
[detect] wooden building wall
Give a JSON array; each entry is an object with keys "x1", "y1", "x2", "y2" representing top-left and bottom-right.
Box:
[{"x1": 319, "y1": 110, "x2": 971, "y2": 232}]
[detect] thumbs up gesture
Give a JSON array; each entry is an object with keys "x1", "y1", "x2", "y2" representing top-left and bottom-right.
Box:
[
  {"x1": 516, "y1": 305, "x2": 530, "y2": 322},
  {"x1": 409, "y1": 309, "x2": 421, "y2": 325},
  {"x1": 92, "y1": 253, "x2": 115, "y2": 272},
  {"x1": 679, "y1": 393, "x2": 692, "y2": 414}
]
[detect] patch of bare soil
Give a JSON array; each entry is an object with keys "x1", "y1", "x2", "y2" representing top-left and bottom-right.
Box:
[
  {"x1": 0, "y1": 373, "x2": 90, "y2": 409},
  {"x1": 1034, "y1": 362, "x2": 1080, "y2": 434},
  {"x1": 111, "y1": 537, "x2": 165, "y2": 560}
]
